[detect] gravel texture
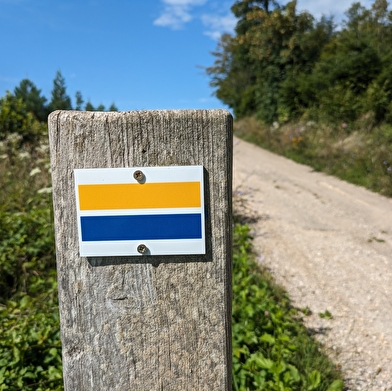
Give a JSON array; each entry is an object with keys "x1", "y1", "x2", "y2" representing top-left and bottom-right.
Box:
[{"x1": 233, "y1": 137, "x2": 392, "y2": 390}]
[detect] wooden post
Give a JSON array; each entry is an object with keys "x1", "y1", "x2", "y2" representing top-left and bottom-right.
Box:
[{"x1": 48, "y1": 110, "x2": 233, "y2": 390}]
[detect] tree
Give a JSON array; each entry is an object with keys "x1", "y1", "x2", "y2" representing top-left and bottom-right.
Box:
[
  {"x1": 0, "y1": 92, "x2": 43, "y2": 147},
  {"x1": 49, "y1": 71, "x2": 72, "y2": 112},
  {"x1": 231, "y1": 0, "x2": 280, "y2": 34},
  {"x1": 206, "y1": 34, "x2": 257, "y2": 117},
  {"x1": 207, "y1": 0, "x2": 332, "y2": 123},
  {"x1": 207, "y1": 1, "x2": 283, "y2": 118},
  {"x1": 85, "y1": 101, "x2": 95, "y2": 111},
  {"x1": 296, "y1": 1, "x2": 391, "y2": 124},
  {"x1": 14, "y1": 79, "x2": 48, "y2": 122},
  {"x1": 84, "y1": 101, "x2": 118, "y2": 111},
  {"x1": 208, "y1": 0, "x2": 392, "y2": 125},
  {"x1": 75, "y1": 91, "x2": 84, "y2": 111}
]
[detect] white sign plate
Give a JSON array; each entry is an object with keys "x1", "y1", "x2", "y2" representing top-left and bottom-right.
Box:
[{"x1": 74, "y1": 166, "x2": 205, "y2": 257}]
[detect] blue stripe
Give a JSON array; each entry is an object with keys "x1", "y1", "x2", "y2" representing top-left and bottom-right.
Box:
[{"x1": 81, "y1": 214, "x2": 202, "y2": 241}]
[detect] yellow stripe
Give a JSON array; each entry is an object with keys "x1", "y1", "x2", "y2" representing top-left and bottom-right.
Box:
[{"x1": 79, "y1": 182, "x2": 201, "y2": 210}]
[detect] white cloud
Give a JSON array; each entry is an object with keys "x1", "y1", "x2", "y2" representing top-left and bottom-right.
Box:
[
  {"x1": 154, "y1": 0, "x2": 207, "y2": 30},
  {"x1": 163, "y1": 0, "x2": 206, "y2": 5},
  {"x1": 154, "y1": 0, "x2": 236, "y2": 39},
  {"x1": 201, "y1": 12, "x2": 237, "y2": 40},
  {"x1": 295, "y1": 0, "x2": 375, "y2": 22}
]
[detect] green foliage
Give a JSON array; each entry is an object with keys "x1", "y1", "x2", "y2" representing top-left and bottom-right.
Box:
[
  {"x1": 0, "y1": 207, "x2": 55, "y2": 300},
  {"x1": 212, "y1": 0, "x2": 392, "y2": 199},
  {"x1": 109, "y1": 103, "x2": 118, "y2": 112},
  {"x1": 0, "y1": 281, "x2": 62, "y2": 391},
  {"x1": 50, "y1": 71, "x2": 120, "y2": 113},
  {"x1": 232, "y1": 223, "x2": 343, "y2": 390},
  {"x1": 0, "y1": 93, "x2": 46, "y2": 148},
  {"x1": 48, "y1": 71, "x2": 72, "y2": 112},
  {"x1": 84, "y1": 101, "x2": 118, "y2": 111},
  {"x1": 319, "y1": 311, "x2": 333, "y2": 320},
  {"x1": 208, "y1": 0, "x2": 392, "y2": 125},
  {"x1": 231, "y1": 0, "x2": 280, "y2": 22},
  {"x1": 0, "y1": 124, "x2": 62, "y2": 390},
  {"x1": 296, "y1": 14, "x2": 385, "y2": 124},
  {"x1": 75, "y1": 91, "x2": 84, "y2": 111},
  {"x1": 365, "y1": 53, "x2": 392, "y2": 123},
  {"x1": 2, "y1": 74, "x2": 118, "y2": 127},
  {"x1": 85, "y1": 101, "x2": 95, "y2": 111},
  {"x1": 248, "y1": 1, "x2": 331, "y2": 123},
  {"x1": 14, "y1": 79, "x2": 49, "y2": 122},
  {"x1": 206, "y1": 33, "x2": 258, "y2": 118},
  {"x1": 207, "y1": 0, "x2": 333, "y2": 123}
]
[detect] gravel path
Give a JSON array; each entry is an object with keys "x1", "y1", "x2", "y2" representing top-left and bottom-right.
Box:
[{"x1": 233, "y1": 137, "x2": 392, "y2": 390}]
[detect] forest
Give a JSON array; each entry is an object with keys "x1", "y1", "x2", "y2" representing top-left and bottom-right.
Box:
[
  {"x1": 208, "y1": 0, "x2": 392, "y2": 125},
  {"x1": 207, "y1": 0, "x2": 392, "y2": 197}
]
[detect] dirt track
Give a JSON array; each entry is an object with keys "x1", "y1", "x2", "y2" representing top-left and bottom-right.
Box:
[{"x1": 233, "y1": 137, "x2": 392, "y2": 390}]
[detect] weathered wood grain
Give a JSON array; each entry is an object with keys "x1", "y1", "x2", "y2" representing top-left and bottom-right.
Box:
[{"x1": 48, "y1": 110, "x2": 233, "y2": 391}]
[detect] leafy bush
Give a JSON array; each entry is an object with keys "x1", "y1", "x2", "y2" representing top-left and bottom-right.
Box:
[
  {"x1": 0, "y1": 93, "x2": 46, "y2": 149},
  {"x1": 0, "y1": 280, "x2": 62, "y2": 391},
  {"x1": 0, "y1": 127, "x2": 61, "y2": 390},
  {"x1": 0, "y1": 135, "x2": 54, "y2": 300},
  {"x1": 0, "y1": 207, "x2": 55, "y2": 300}
]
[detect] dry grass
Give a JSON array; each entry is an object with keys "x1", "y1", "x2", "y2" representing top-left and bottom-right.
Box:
[{"x1": 234, "y1": 116, "x2": 392, "y2": 197}]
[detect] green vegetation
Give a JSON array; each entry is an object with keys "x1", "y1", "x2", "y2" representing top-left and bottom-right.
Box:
[
  {"x1": 0, "y1": 71, "x2": 117, "y2": 133},
  {"x1": 208, "y1": 0, "x2": 392, "y2": 126},
  {"x1": 0, "y1": 72, "x2": 343, "y2": 389},
  {"x1": 208, "y1": 0, "x2": 392, "y2": 196},
  {"x1": 318, "y1": 310, "x2": 333, "y2": 320},
  {"x1": 0, "y1": 116, "x2": 62, "y2": 389},
  {"x1": 234, "y1": 116, "x2": 392, "y2": 196}
]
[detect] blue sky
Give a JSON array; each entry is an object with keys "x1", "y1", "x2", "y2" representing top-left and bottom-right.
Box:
[{"x1": 0, "y1": 0, "x2": 375, "y2": 112}]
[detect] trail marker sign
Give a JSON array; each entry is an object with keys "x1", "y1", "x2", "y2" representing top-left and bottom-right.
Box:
[{"x1": 75, "y1": 166, "x2": 206, "y2": 256}]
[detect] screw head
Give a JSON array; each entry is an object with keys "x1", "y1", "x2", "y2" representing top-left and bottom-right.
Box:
[
  {"x1": 133, "y1": 170, "x2": 145, "y2": 181},
  {"x1": 137, "y1": 244, "x2": 148, "y2": 254}
]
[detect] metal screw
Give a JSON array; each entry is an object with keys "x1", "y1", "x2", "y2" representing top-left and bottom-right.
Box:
[
  {"x1": 137, "y1": 244, "x2": 148, "y2": 254},
  {"x1": 133, "y1": 170, "x2": 145, "y2": 181}
]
